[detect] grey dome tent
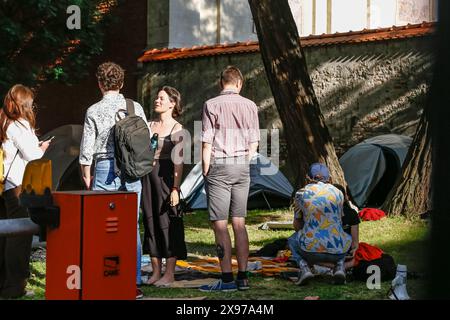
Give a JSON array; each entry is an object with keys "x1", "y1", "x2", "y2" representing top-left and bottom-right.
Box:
[
  {"x1": 339, "y1": 134, "x2": 412, "y2": 208},
  {"x1": 180, "y1": 153, "x2": 294, "y2": 210},
  {"x1": 41, "y1": 124, "x2": 84, "y2": 191}
]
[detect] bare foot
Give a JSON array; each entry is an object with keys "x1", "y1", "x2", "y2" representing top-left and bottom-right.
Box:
[
  {"x1": 145, "y1": 275, "x2": 161, "y2": 285},
  {"x1": 154, "y1": 276, "x2": 175, "y2": 287}
]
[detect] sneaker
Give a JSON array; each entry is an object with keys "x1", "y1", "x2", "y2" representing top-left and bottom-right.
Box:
[
  {"x1": 199, "y1": 279, "x2": 237, "y2": 292},
  {"x1": 136, "y1": 288, "x2": 144, "y2": 299},
  {"x1": 333, "y1": 261, "x2": 346, "y2": 285},
  {"x1": 295, "y1": 267, "x2": 314, "y2": 286},
  {"x1": 313, "y1": 265, "x2": 332, "y2": 276},
  {"x1": 235, "y1": 278, "x2": 250, "y2": 291},
  {"x1": 295, "y1": 260, "x2": 314, "y2": 286}
]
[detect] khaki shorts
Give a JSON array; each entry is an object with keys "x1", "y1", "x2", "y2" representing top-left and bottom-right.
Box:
[{"x1": 205, "y1": 158, "x2": 250, "y2": 221}]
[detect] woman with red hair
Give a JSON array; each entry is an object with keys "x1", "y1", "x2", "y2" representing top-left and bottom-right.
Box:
[{"x1": 0, "y1": 84, "x2": 50, "y2": 299}]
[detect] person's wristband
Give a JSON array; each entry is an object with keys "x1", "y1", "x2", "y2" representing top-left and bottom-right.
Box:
[{"x1": 172, "y1": 187, "x2": 180, "y2": 192}]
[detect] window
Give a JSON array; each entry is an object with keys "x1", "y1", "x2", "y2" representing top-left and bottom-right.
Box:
[
  {"x1": 371, "y1": 0, "x2": 396, "y2": 28},
  {"x1": 295, "y1": 0, "x2": 437, "y2": 36},
  {"x1": 332, "y1": 0, "x2": 366, "y2": 33}
]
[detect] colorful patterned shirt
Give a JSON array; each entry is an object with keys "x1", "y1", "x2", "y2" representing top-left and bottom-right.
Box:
[{"x1": 294, "y1": 182, "x2": 352, "y2": 255}]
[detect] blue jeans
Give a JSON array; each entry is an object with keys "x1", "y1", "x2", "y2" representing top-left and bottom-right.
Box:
[
  {"x1": 288, "y1": 231, "x2": 346, "y2": 266},
  {"x1": 288, "y1": 232, "x2": 302, "y2": 266},
  {"x1": 92, "y1": 159, "x2": 142, "y2": 285}
]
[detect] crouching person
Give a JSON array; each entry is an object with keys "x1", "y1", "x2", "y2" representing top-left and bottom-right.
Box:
[{"x1": 288, "y1": 163, "x2": 352, "y2": 285}]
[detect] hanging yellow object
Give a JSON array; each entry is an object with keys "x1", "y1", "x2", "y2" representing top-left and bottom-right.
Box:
[{"x1": 22, "y1": 159, "x2": 52, "y2": 195}]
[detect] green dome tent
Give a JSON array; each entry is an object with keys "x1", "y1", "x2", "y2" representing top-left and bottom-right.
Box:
[{"x1": 339, "y1": 134, "x2": 412, "y2": 208}]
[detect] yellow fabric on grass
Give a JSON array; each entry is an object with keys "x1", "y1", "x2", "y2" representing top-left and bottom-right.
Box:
[{"x1": 176, "y1": 256, "x2": 297, "y2": 277}]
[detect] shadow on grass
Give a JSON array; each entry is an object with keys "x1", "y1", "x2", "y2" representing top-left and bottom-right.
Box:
[
  {"x1": 183, "y1": 211, "x2": 210, "y2": 228},
  {"x1": 27, "y1": 263, "x2": 46, "y2": 295},
  {"x1": 28, "y1": 277, "x2": 44, "y2": 288},
  {"x1": 249, "y1": 236, "x2": 291, "y2": 248},
  {"x1": 184, "y1": 209, "x2": 291, "y2": 230},
  {"x1": 140, "y1": 271, "x2": 416, "y2": 300},
  {"x1": 185, "y1": 241, "x2": 217, "y2": 256},
  {"x1": 246, "y1": 214, "x2": 291, "y2": 226},
  {"x1": 376, "y1": 238, "x2": 428, "y2": 273},
  {"x1": 29, "y1": 265, "x2": 45, "y2": 279},
  {"x1": 185, "y1": 238, "x2": 291, "y2": 257}
]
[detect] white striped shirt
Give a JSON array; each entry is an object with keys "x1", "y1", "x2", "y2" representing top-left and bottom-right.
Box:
[
  {"x1": 79, "y1": 92, "x2": 148, "y2": 165},
  {"x1": 201, "y1": 90, "x2": 260, "y2": 158}
]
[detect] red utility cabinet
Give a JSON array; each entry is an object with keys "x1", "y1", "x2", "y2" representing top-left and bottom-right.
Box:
[{"x1": 45, "y1": 191, "x2": 137, "y2": 300}]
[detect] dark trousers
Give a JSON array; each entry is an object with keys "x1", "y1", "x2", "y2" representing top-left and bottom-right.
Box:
[{"x1": 0, "y1": 186, "x2": 32, "y2": 298}]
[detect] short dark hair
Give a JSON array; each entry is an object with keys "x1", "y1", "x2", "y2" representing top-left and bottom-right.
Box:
[
  {"x1": 220, "y1": 66, "x2": 244, "y2": 86},
  {"x1": 160, "y1": 86, "x2": 182, "y2": 118},
  {"x1": 96, "y1": 62, "x2": 125, "y2": 91},
  {"x1": 334, "y1": 184, "x2": 346, "y2": 198}
]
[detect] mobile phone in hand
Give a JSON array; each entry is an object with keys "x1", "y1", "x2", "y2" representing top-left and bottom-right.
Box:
[
  {"x1": 43, "y1": 135, "x2": 55, "y2": 142},
  {"x1": 39, "y1": 135, "x2": 55, "y2": 146}
]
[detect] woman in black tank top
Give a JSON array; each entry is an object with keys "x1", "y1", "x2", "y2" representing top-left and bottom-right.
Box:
[{"x1": 141, "y1": 86, "x2": 187, "y2": 287}]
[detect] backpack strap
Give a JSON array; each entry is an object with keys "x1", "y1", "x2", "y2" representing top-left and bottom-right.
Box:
[
  {"x1": 125, "y1": 99, "x2": 135, "y2": 117},
  {"x1": 2, "y1": 149, "x2": 19, "y2": 185}
]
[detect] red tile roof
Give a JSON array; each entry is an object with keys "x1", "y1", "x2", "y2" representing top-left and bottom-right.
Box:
[{"x1": 139, "y1": 22, "x2": 435, "y2": 63}]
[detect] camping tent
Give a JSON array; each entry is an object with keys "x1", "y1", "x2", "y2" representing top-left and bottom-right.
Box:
[
  {"x1": 339, "y1": 134, "x2": 412, "y2": 208},
  {"x1": 180, "y1": 153, "x2": 294, "y2": 210},
  {"x1": 41, "y1": 124, "x2": 84, "y2": 191}
]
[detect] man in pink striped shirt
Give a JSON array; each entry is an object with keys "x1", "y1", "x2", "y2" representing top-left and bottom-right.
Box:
[{"x1": 199, "y1": 66, "x2": 260, "y2": 293}]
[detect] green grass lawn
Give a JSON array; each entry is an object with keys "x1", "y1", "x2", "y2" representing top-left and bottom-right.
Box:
[{"x1": 24, "y1": 209, "x2": 429, "y2": 300}]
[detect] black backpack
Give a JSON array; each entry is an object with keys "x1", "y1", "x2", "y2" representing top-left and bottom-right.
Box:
[
  {"x1": 114, "y1": 99, "x2": 154, "y2": 180},
  {"x1": 352, "y1": 253, "x2": 397, "y2": 282}
]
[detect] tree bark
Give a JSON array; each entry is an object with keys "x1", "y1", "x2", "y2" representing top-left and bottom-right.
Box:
[
  {"x1": 429, "y1": 0, "x2": 450, "y2": 299},
  {"x1": 381, "y1": 111, "x2": 432, "y2": 218},
  {"x1": 248, "y1": 0, "x2": 346, "y2": 190}
]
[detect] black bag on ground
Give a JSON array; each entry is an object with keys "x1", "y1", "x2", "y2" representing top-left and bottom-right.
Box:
[
  {"x1": 352, "y1": 253, "x2": 397, "y2": 282},
  {"x1": 114, "y1": 99, "x2": 154, "y2": 180},
  {"x1": 249, "y1": 238, "x2": 288, "y2": 257}
]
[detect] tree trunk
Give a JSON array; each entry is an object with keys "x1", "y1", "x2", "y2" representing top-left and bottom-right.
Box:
[
  {"x1": 430, "y1": 0, "x2": 450, "y2": 299},
  {"x1": 248, "y1": 0, "x2": 346, "y2": 190},
  {"x1": 381, "y1": 111, "x2": 432, "y2": 218}
]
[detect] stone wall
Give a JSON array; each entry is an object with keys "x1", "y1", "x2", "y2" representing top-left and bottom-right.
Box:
[{"x1": 138, "y1": 36, "x2": 434, "y2": 179}]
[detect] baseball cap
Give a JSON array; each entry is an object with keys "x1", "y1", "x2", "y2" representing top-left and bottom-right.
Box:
[{"x1": 308, "y1": 163, "x2": 330, "y2": 182}]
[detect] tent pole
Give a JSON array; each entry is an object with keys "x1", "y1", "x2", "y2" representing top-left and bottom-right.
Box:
[{"x1": 261, "y1": 191, "x2": 272, "y2": 210}]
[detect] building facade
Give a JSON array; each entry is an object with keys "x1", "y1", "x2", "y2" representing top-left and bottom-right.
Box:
[{"x1": 147, "y1": 0, "x2": 438, "y2": 48}]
